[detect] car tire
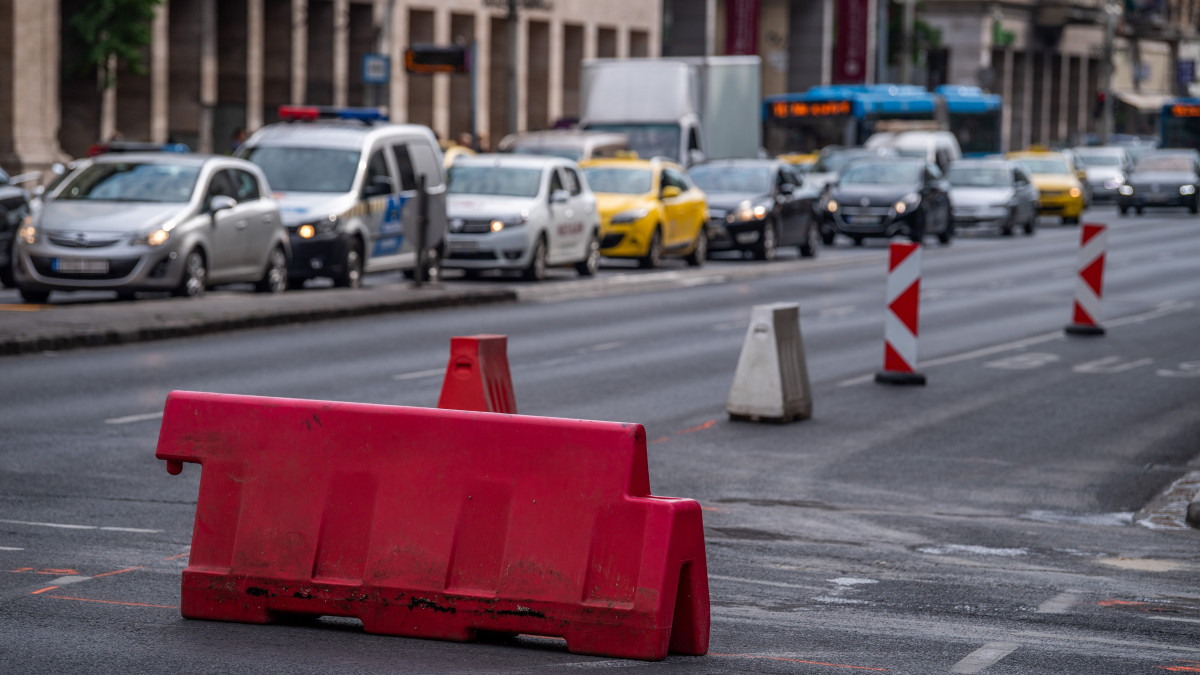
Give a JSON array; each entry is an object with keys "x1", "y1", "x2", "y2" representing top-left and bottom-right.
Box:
[
  {"x1": 19, "y1": 287, "x2": 50, "y2": 304},
  {"x1": 255, "y1": 246, "x2": 288, "y2": 293},
  {"x1": 333, "y1": 239, "x2": 364, "y2": 288},
  {"x1": 523, "y1": 235, "x2": 548, "y2": 281},
  {"x1": 575, "y1": 231, "x2": 601, "y2": 276},
  {"x1": 1191, "y1": 197, "x2": 1198, "y2": 215},
  {"x1": 1063, "y1": 215, "x2": 1080, "y2": 224},
  {"x1": 1023, "y1": 215, "x2": 1036, "y2": 236},
  {"x1": 908, "y1": 212, "x2": 925, "y2": 243},
  {"x1": 936, "y1": 212, "x2": 953, "y2": 245},
  {"x1": 851, "y1": 235, "x2": 864, "y2": 246},
  {"x1": 754, "y1": 221, "x2": 777, "y2": 261},
  {"x1": 799, "y1": 223, "x2": 820, "y2": 258},
  {"x1": 172, "y1": 249, "x2": 207, "y2": 298},
  {"x1": 639, "y1": 228, "x2": 663, "y2": 269},
  {"x1": 820, "y1": 224, "x2": 836, "y2": 246},
  {"x1": 1118, "y1": 205, "x2": 1129, "y2": 216},
  {"x1": 405, "y1": 245, "x2": 443, "y2": 283},
  {"x1": 684, "y1": 227, "x2": 707, "y2": 267},
  {"x1": 1134, "y1": 208, "x2": 1143, "y2": 216}
]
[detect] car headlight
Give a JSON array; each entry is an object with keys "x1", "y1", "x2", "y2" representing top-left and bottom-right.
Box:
[
  {"x1": 1181, "y1": 185, "x2": 1196, "y2": 196},
  {"x1": 735, "y1": 201, "x2": 768, "y2": 222},
  {"x1": 18, "y1": 214, "x2": 37, "y2": 244},
  {"x1": 894, "y1": 192, "x2": 920, "y2": 214},
  {"x1": 825, "y1": 198, "x2": 838, "y2": 213},
  {"x1": 142, "y1": 228, "x2": 171, "y2": 247},
  {"x1": 1103, "y1": 177, "x2": 1124, "y2": 190},
  {"x1": 298, "y1": 214, "x2": 340, "y2": 239},
  {"x1": 1069, "y1": 187, "x2": 1081, "y2": 198},
  {"x1": 487, "y1": 212, "x2": 530, "y2": 233},
  {"x1": 611, "y1": 207, "x2": 649, "y2": 224},
  {"x1": 1119, "y1": 185, "x2": 1134, "y2": 195}
]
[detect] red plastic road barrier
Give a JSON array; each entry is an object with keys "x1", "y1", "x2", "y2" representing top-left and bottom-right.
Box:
[
  {"x1": 437, "y1": 334, "x2": 517, "y2": 413},
  {"x1": 875, "y1": 241, "x2": 926, "y2": 385},
  {"x1": 156, "y1": 391, "x2": 709, "y2": 661},
  {"x1": 1065, "y1": 223, "x2": 1107, "y2": 336}
]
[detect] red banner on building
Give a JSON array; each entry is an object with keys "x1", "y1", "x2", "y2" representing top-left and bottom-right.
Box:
[
  {"x1": 834, "y1": 0, "x2": 869, "y2": 83},
  {"x1": 725, "y1": 0, "x2": 760, "y2": 56}
]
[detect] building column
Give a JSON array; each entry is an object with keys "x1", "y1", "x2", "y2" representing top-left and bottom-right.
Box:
[
  {"x1": 333, "y1": 0, "x2": 348, "y2": 107},
  {"x1": 1021, "y1": 50, "x2": 1034, "y2": 149},
  {"x1": 247, "y1": 0, "x2": 264, "y2": 132},
  {"x1": 1077, "y1": 56, "x2": 1090, "y2": 137},
  {"x1": 388, "y1": 3, "x2": 407, "y2": 121},
  {"x1": 292, "y1": 0, "x2": 308, "y2": 104},
  {"x1": 1000, "y1": 47, "x2": 1013, "y2": 152},
  {"x1": 199, "y1": 0, "x2": 217, "y2": 153},
  {"x1": 1, "y1": 0, "x2": 66, "y2": 172},
  {"x1": 548, "y1": 19, "x2": 564, "y2": 123},
  {"x1": 433, "y1": 7, "x2": 451, "y2": 139},
  {"x1": 617, "y1": 25, "x2": 630, "y2": 58},
  {"x1": 584, "y1": 22, "x2": 597, "y2": 60},
  {"x1": 472, "y1": 9, "x2": 490, "y2": 146},
  {"x1": 1058, "y1": 52, "x2": 1071, "y2": 143},
  {"x1": 150, "y1": 4, "x2": 168, "y2": 144},
  {"x1": 515, "y1": 13, "x2": 528, "y2": 133},
  {"x1": 1040, "y1": 53, "x2": 1053, "y2": 144}
]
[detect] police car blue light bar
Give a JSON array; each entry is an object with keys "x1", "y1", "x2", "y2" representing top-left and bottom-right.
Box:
[{"x1": 278, "y1": 105, "x2": 389, "y2": 122}]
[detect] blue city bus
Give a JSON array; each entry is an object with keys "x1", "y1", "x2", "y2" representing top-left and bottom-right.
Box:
[
  {"x1": 1160, "y1": 99, "x2": 1200, "y2": 150},
  {"x1": 762, "y1": 84, "x2": 943, "y2": 155},
  {"x1": 936, "y1": 85, "x2": 1002, "y2": 156}
]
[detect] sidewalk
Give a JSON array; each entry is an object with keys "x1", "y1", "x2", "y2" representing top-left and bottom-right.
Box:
[{"x1": 0, "y1": 283, "x2": 516, "y2": 357}]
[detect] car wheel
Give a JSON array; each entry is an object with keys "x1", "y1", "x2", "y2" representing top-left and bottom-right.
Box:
[
  {"x1": 1023, "y1": 214, "x2": 1036, "y2": 236},
  {"x1": 116, "y1": 291, "x2": 136, "y2": 301},
  {"x1": 799, "y1": 223, "x2": 820, "y2": 258},
  {"x1": 820, "y1": 224, "x2": 836, "y2": 246},
  {"x1": 1191, "y1": 197, "x2": 1198, "y2": 214},
  {"x1": 908, "y1": 212, "x2": 925, "y2": 243},
  {"x1": 18, "y1": 287, "x2": 50, "y2": 304},
  {"x1": 575, "y1": 231, "x2": 601, "y2": 276},
  {"x1": 639, "y1": 228, "x2": 663, "y2": 269},
  {"x1": 333, "y1": 239, "x2": 364, "y2": 288},
  {"x1": 255, "y1": 246, "x2": 288, "y2": 293},
  {"x1": 172, "y1": 249, "x2": 207, "y2": 298},
  {"x1": 684, "y1": 227, "x2": 707, "y2": 267},
  {"x1": 936, "y1": 214, "x2": 953, "y2": 245},
  {"x1": 851, "y1": 235, "x2": 864, "y2": 247},
  {"x1": 1118, "y1": 205, "x2": 1129, "y2": 216},
  {"x1": 754, "y1": 221, "x2": 777, "y2": 261},
  {"x1": 523, "y1": 236, "x2": 548, "y2": 281},
  {"x1": 1134, "y1": 208, "x2": 1143, "y2": 216}
]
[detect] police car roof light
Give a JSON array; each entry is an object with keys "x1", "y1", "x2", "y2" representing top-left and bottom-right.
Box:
[{"x1": 278, "y1": 105, "x2": 388, "y2": 123}]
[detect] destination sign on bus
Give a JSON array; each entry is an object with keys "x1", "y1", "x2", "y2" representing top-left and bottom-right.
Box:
[
  {"x1": 769, "y1": 100, "x2": 853, "y2": 119},
  {"x1": 1169, "y1": 103, "x2": 1200, "y2": 118}
]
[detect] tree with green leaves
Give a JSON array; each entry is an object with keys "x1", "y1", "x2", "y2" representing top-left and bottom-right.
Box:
[{"x1": 71, "y1": 0, "x2": 163, "y2": 89}]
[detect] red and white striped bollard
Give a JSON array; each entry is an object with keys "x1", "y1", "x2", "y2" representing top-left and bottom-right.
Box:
[
  {"x1": 876, "y1": 241, "x2": 926, "y2": 386},
  {"x1": 1064, "y1": 223, "x2": 1107, "y2": 336}
]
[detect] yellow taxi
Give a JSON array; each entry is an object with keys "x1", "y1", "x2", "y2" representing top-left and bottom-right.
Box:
[
  {"x1": 579, "y1": 157, "x2": 708, "y2": 268},
  {"x1": 778, "y1": 152, "x2": 819, "y2": 173},
  {"x1": 1006, "y1": 150, "x2": 1085, "y2": 224}
]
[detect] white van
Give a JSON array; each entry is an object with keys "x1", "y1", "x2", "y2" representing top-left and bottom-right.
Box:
[
  {"x1": 238, "y1": 106, "x2": 447, "y2": 288},
  {"x1": 866, "y1": 130, "x2": 962, "y2": 173}
]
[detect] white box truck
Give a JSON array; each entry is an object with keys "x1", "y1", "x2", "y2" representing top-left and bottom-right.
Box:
[{"x1": 579, "y1": 56, "x2": 762, "y2": 166}]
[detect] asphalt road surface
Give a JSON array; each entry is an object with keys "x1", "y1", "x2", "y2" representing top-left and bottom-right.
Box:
[{"x1": 2, "y1": 213, "x2": 1198, "y2": 673}]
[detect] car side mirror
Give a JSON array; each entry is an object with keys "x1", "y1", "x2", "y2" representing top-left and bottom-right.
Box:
[
  {"x1": 661, "y1": 185, "x2": 682, "y2": 199},
  {"x1": 208, "y1": 195, "x2": 237, "y2": 213},
  {"x1": 780, "y1": 182, "x2": 797, "y2": 193},
  {"x1": 363, "y1": 176, "x2": 394, "y2": 198},
  {"x1": 549, "y1": 189, "x2": 570, "y2": 203}
]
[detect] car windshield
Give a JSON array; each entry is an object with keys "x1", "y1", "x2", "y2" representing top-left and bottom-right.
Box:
[
  {"x1": 240, "y1": 146, "x2": 360, "y2": 192},
  {"x1": 1013, "y1": 157, "x2": 1070, "y2": 174},
  {"x1": 0, "y1": 167, "x2": 9, "y2": 184},
  {"x1": 839, "y1": 162, "x2": 922, "y2": 186},
  {"x1": 947, "y1": 166, "x2": 1009, "y2": 187},
  {"x1": 689, "y1": 166, "x2": 773, "y2": 194},
  {"x1": 585, "y1": 124, "x2": 681, "y2": 162},
  {"x1": 56, "y1": 162, "x2": 200, "y2": 203},
  {"x1": 511, "y1": 146, "x2": 583, "y2": 161},
  {"x1": 581, "y1": 167, "x2": 652, "y2": 195},
  {"x1": 813, "y1": 151, "x2": 873, "y2": 173},
  {"x1": 1135, "y1": 155, "x2": 1192, "y2": 172},
  {"x1": 448, "y1": 165, "x2": 543, "y2": 198},
  {"x1": 1074, "y1": 152, "x2": 1122, "y2": 167}
]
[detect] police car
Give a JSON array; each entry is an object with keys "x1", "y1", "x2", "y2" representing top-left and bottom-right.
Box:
[
  {"x1": 443, "y1": 154, "x2": 600, "y2": 281},
  {"x1": 238, "y1": 106, "x2": 447, "y2": 288}
]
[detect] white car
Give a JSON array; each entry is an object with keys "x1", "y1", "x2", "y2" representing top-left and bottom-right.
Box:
[{"x1": 443, "y1": 154, "x2": 601, "y2": 280}]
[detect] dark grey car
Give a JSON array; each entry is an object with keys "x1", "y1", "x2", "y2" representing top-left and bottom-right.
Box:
[
  {"x1": 1117, "y1": 149, "x2": 1200, "y2": 215},
  {"x1": 690, "y1": 159, "x2": 819, "y2": 260},
  {"x1": 947, "y1": 159, "x2": 1039, "y2": 236}
]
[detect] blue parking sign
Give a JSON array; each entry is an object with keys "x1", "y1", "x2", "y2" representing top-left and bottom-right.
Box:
[{"x1": 363, "y1": 54, "x2": 390, "y2": 84}]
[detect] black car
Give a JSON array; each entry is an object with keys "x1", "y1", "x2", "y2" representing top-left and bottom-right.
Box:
[
  {"x1": 1117, "y1": 149, "x2": 1200, "y2": 215},
  {"x1": 689, "y1": 159, "x2": 819, "y2": 260},
  {"x1": 0, "y1": 166, "x2": 34, "y2": 288},
  {"x1": 819, "y1": 158, "x2": 952, "y2": 246}
]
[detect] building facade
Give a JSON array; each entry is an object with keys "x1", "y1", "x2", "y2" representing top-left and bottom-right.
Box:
[{"x1": 0, "y1": 0, "x2": 660, "y2": 173}]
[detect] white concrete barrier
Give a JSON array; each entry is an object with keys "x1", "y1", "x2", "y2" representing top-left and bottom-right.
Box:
[{"x1": 726, "y1": 303, "x2": 812, "y2": 423}]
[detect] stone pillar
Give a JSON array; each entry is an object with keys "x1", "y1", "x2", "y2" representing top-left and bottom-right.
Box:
[
  {"x1": 584, "y1": 22, "x2": 597, "y2": 60},
  {"x1": 471, "y1": 9, "x2": 489, "y2": 145},
  {"x1": 292, "y1": 0, "x2": 308, "y2": 104},
  {"x1": 151, "y1": 4, "x2": 169, "y2": 144},
  {"x1": 1000, "y1": 47, "x2": 1013, "y2": 152},
  {"x1": 1040, "y1": 52, "x2": 1053, "y2": 144},
  {"x1": 617, "y1": 24, "x2": 630, "y2": 58},
  {"x1": 1020, "y1": 50, "x2": 1034, "y2": 149},
  {"x1": 1078, "y1": 56, "x2": 1090, "y2": 137},
  {"x1": 247, "y1": 0, "x2": 264, "y2": 132},
  {"x1": 433, "y1": 7, "x2": 451, "y2": 139},
  {"x1": 1058, "y1": 52, "x2": 1071, "y2": 143},
  {"x1": 548, "y1": 19, "x2": 564, "y2": 124},
  {"x1": 0, "y1": 0, "x2": 66, "y2": 172},
  {"x1": 389, "y1": 3, "x2": 406, "y2": 122},
  {"x1": 333, "y1": 0, "x2": 348, "y2": 107},
  {"x1": 788, "y1": 0, "x2": 832, "y2": 91},
  {"x1": 200, "y1": 0, "x2": 217, "y2": 153},
  {"x1": 515, "y1": 12, "x2": 528, "y2": 133}
]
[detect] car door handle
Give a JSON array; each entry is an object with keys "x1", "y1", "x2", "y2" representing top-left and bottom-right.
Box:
[{"x1": 235, "y1": 220, "x2": 248, "y2": 230}]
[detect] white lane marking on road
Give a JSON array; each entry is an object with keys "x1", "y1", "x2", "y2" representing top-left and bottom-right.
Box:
[
  {"x1": 918, "y1": 544, "x2": 1027, "y2": 557},
  {"x1": 708, "y1": 574, "x2": 820, "y2": 591},
  {"x1": 951, "y1": 642, "x2": 1019, "y2": 673},
  {"x1": 558, "y1": 660, "x2": 650, "y2": 669},
  {"x1": 104, "y1": 412, "x2": 164, "y2": 425},
  {"x1": 577, "y1": 341, "x2": 625, "y2": 354},
  {"x1": 1073, "y1": 356, "x2": 1154, "y2": 374},
  {"x1": 48, "y1": 575, "x2": 91, "y2": 586},
  {"x1": 0, "y1": 546, "x2": 24, "y2": 551},
  {"x1": 1146, "y1": 616, "x2": 1200, "y2": 625},
  {"x1": 0, "y1": 519, "x2": 162, "y2": 533},
  {"x1": 392, "y1": 368, "x2": 444, "y2": 381},
  {"x1": 830, "y1": 577, "x2": 878, "y2": 588},
  {"x1": 985, "y1": 352, "x2": 1061, "y2": 370},
  {"x1": 1036, "y1": 592, "x2": 1079, "y2": 614}
]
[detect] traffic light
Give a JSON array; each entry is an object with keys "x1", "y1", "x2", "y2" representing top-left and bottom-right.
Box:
[
  {"x1": 1093, "y1": 91, "x2": 1106, "y2": 119},
  {"x1": 404, "y1": 45, "x2": 468, "y2": 74}
]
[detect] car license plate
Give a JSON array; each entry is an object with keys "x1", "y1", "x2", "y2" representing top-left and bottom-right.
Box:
[
  {"x1": 448, "y1": 240, "x2": 477, "y2": 252},
  {"x1": 52, "y1": 258, "x2": 108, "y2": 274}
]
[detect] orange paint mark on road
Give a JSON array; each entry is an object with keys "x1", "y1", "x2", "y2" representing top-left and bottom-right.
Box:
[
  {"x1": 712, "y1": 653, "x2": 887, "y2": 671},
  {"x1": 1099, "y1": 600, "x2": 1146, "y2": 607},
  {"x1": 31, "y1": 586, "x2": 60, "y2": 595},
  {"x1": 1159, "y1": 667, "x2": 1200, "y2": 672},
  {"x1": 676, "y1": 419, "x2": 717, "y2": 435},
  {"x1": 92, "y1": 566, "x2": 142, "y2": 579},
  {"x1": 48, "y1": 595, "x2": 177, "y2": 609},
  {"x1": 38, "y1": 568, "x2": 78, "y2": 575},
  {"x1": 10, "y1": 567, "x2": 34, "y2": 573},
  {"x1": 162, "y1": 553, "x2": 189, "y2": 561},
  {"x1": 0, "y1": 305, "x2": 48, "y2": 312},
  {"x1": 700, "y1": 506, "x2": 723, "y2": 512},
  {"x1": 648, "y1": 436, "x2": 670, "y2": 445}
]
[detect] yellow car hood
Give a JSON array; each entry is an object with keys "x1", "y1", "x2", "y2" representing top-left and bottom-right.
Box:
[
  {"x1": 593, "y1": 193, "x2": 654, "y2": 218},
  {"x1": 1031, "y1": 175, "x2": 1079, "y2": 191}
]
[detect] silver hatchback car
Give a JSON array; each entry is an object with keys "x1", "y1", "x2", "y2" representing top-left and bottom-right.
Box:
[{"x1": 13, "y1": 153, "x2": 288, "y2": 303}]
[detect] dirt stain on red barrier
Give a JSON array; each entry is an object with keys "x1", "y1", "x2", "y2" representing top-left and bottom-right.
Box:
[{"x1": 409, "y1": 597, "x2": 456, "y2": 614}]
